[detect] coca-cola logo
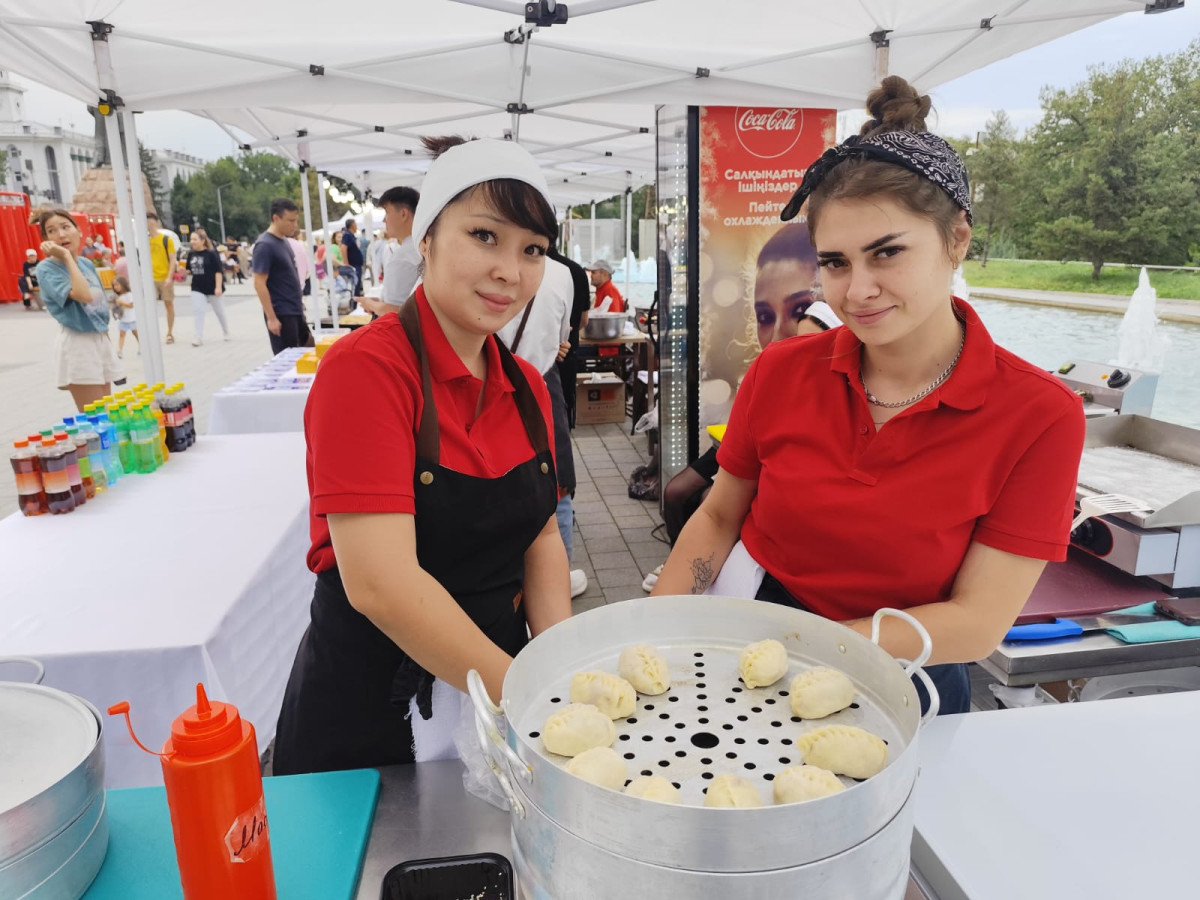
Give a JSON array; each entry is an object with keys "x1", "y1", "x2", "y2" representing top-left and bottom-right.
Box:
[{"x1": 733, "y1": 107, "x2": 804, "y2": 159}]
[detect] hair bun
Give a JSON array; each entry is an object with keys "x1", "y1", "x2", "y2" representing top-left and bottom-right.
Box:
[
  {"x1": 860, "y1": 75, "x2": 932, "y2": 136},
  {"x1": 421, "y1": 134, "x2": 470, "y2": 159}
]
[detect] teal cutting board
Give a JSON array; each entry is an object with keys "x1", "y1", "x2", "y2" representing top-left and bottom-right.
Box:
[{"x1": 85, "y1": 768, "x2": 381, "y2": 899}]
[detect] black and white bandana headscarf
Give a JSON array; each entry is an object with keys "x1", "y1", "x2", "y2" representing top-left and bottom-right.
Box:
[{"x1": 781, "y1": 130, "x2": 972, "y2": 225}]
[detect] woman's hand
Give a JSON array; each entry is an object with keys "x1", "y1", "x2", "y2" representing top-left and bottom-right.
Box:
[{"x1": 41, "y1": 241, "x2": 70, "y2": 263}]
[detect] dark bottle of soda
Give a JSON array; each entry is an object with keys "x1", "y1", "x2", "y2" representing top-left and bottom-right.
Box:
[
  {"x1": 11, "y1": 439, "x2": 47, "y2": 516},
  {"x1": 38, "y1": 437, "x2": 76, "y2": 514},
  {"x1": 54, "y1": 431, "x2": 86, "y2": 507}
]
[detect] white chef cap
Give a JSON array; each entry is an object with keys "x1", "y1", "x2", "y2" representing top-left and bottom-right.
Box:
[
  {"x1": 802, "y1": 301, "x2": 843, "y2": 331},
  {"x1": 411, "y1": 139, "x2": 554, "y2": 247}
]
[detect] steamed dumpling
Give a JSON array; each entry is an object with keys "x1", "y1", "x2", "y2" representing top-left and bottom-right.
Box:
[
  {"x1": 570, "y1": 670, "x2": 636, "y2": 719},
  {"x1": 789, "y1": 666, "x2": 856, "y2": 719},
  {"x1": 796, "y1": 725, "x2": 887, "y2": 779},
  {"x1": 618, "y1": 644, "x2": 671, "y2": 695},
  {"x1": 738, "y1": 639, "x2": 788, "y2": 689},
  {"x1": 542, "y1": 703, "x2": 616, "y2": 757},
  {"x1": 703, "y1": 774, "x2": 763, "y2": 808},
  {"x1": 772, "y1": 765, "x2": 847, "y2": 805},
  {"x1": 564, "y1": 747, "x2": 627, "y2": 790},
  {"x1": 623, "y1": 775, "x2": 682, "y2": 804}
]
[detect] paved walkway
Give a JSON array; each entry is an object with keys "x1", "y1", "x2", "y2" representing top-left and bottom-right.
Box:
[
  {"x1": 0, "y1": 284, "x2": 671, "y2": 598},
  {"x1": 970, "y1": 286, "x2": 1200, "y2": 324}
]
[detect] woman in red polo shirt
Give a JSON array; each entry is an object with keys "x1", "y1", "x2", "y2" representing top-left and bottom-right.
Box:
[
  {"x1": 652, "y1": 77, "x2": 1085, "y2": 715},
  {"x1": 274, "y1": 136, "x2": 571, "y2": 773}
]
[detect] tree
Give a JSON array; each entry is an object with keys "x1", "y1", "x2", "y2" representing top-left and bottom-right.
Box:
[
  {"x1": 169, "y1": 151, "x2": 352, "y2": 242},
  {"x1": 0, "y1": 148, "x2": 7, "y2": 186},
  {"x1": 1017, "y1": 42, "x2": 1200, "y2": 278},
  {"x1": 139, "y1": 143, "x2": 168, "y2": 222},
  {"x1": 965, "y1": 111, "x2": 1021, "y2": 267}
]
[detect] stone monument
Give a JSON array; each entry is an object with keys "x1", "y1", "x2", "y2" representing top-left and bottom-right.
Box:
[{"x1": 70, "y1": 105, "x2": 156, "y2": 217}]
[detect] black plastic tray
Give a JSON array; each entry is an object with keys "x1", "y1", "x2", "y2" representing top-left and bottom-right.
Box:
[{"x1": 381, "y1": 852, "x2": 514, "y2": 900}]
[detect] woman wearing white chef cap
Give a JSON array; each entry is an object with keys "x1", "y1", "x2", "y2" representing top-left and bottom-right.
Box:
[{"x1": 275, "y1": 136, "x2": 571, "y2": 774}]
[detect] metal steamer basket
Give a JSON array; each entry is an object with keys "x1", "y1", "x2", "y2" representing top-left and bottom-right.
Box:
[
  {"x1": 0, "y1": 658, "x2": 109, "y2": 900},
  {"x1": 469, "y1": 596, "x2": 939, "y2": 899}
]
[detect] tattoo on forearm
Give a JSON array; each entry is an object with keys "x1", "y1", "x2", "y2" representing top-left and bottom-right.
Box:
[{"x1": 690, "y1": 554, "x2": 715, "y2": 594}]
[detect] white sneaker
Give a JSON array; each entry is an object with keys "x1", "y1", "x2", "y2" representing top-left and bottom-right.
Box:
[
  {"x1": 570, "y1": 569, "x2": 588, "y2": 598},
  {"x1": 641, "y1": 564, "x2": 664, "y2": 593},
  {"x1": 192, "y1": 339, "x2": 202, "y2": 347}
]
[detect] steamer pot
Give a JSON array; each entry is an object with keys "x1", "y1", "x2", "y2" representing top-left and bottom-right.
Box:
[
  {"x1": 0, "y1": 658, "x2": 109, "y2": 900},
  {"x1": 582, "y1": 312, "x2": 625, "y2": 341},
  {"x1": 469, "y1": 597, "x2": 937, "y2": 889}
]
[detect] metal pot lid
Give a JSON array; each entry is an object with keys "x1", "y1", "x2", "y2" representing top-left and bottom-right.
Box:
[{"x1": 0, "y1": 683, "x2": 99, "y2": 814}]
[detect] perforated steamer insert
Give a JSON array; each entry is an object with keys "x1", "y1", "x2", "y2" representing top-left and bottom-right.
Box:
[{"x1": 518, "y1": 640, "x2": 905, "y2": 805}]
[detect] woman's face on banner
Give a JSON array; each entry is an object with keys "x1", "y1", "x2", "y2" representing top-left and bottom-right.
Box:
[{"x1": 753, "y1": 258, "x2": 817, "y2": 348}]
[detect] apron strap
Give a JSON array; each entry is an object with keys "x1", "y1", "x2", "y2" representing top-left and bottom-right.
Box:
[
  {"x1": 506, "y1": 298, "x2": 536, "y2": 356},
  {"x1": 397, "y1": 296, "x2": 440, "y2": 464},
  {"x1": 495, "y1": 338, "x2": 552, "y2": 457}
]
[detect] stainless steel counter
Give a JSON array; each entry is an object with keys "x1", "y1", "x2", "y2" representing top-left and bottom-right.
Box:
[
  {"x1": 981, "y1": 631, "x2": 1200, "y2": 686},
  {"x1": 355, "y1": 760, "x2": 934, "y2": 900}
]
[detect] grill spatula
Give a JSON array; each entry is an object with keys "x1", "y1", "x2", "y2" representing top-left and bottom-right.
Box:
[{"x1": 1071, "y1": 493, "x2": 1152, "y2": 531}]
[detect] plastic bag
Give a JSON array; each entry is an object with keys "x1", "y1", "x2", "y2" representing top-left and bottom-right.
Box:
[
  {"x1": 633, "y1": 404, "x2": 657, "y2": 435},
  {"x1": 452, "y1": 688, "x2": 512, "y2": 812},
  {"x1": 627, "y1": 462, "x2": 659, "y2": 501}
]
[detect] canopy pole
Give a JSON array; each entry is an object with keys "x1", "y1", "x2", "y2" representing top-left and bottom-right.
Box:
[
  {"x1": 590, "y1": 201, "x2": 596, "y2": 263},
  {"x1": 298, "y1": 162, "x2": 320, "y2": 337},
  {"x1": 624, "y1": 174, "x2": 633, "y2": 298},
  {"x1": 101, "y1": 109, "x2": 163, "y2": 385},
  {"x1": 119, "y1": 109, "x2": 167, "y2": 385},
  {"x1": 316, "y1": 172, "x2": 336, "y2": 314}
]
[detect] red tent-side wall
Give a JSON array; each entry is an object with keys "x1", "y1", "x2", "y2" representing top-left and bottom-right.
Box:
[{"x1": 0, "y1": 192, "x2": 39, "y2": 303}]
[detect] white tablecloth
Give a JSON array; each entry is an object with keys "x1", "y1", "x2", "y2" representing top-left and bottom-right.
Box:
[
  {"x1": 208, "y1": 347, "x2": 312, "y2": 435},
  {"x1": 0, "y1": 433, "x2": 315, "y2": 788},
  {"x1": 914, "y1": 691, "x2": 1199, "y2": 899}
]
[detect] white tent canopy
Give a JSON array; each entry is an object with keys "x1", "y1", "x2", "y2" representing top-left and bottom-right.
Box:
[{"x1": 0, "y1": 0, "x2": 1176, "y2": 205}]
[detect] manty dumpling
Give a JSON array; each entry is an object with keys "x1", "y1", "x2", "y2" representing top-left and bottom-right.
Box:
[
  {"x1": 795, "y1": 725, "x2": 888, "y2": 779},
  {"x1": 564, "y1": 746, "x2": 628, "y2": 791},
  {"x1": 703, "y1": 774, "x2": 763, "y2": 808},
  {"x1": 570, "y1": 670, "x2": 636, "y2": 719},
  {"x1": 623, "y1": 775, "x2": 682, "y2": 804},
  {"x1": 542, "y1": 703, "x2": 616, "y2": 757},
  {"x1": 738, "y1": 638, "x2": 789, "y2": 689},
  {"x1": 789, "y1": 666, "x2": 856, "y2": 719},
  {"x1": 772, "y1": 765, "x2": 847, "y2": 805},
  {"x1": 618, "y1": 644, "x2": 671, "y2": 695}
]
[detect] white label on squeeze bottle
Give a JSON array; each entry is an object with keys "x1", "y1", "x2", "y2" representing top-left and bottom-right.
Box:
[{"x1": 224, "y1": 793, "x2": 269, "y2": 863}]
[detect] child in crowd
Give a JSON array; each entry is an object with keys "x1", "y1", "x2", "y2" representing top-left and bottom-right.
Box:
[{"x1": 111, "y1": 275, "x2": 139, "y2": 358}]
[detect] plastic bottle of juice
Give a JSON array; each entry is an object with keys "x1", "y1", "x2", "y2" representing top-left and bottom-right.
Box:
[
  {"x1": 108, "y1": 404, "x2": 135, "y2": 475},
  {"x1": 142, "y1": 393, "x2": 169, "y2": 463},
  {"x1": 38, "y1": 437, "x2": 76, "y2": 514},
  {"x1": 11, "y1": 439, "x2": 47, "y2": 516},
  {"x1": 54, "y1": 431, "x2": 86, "y2": 506},
  {"x1": 141, "y1": 403, "x2": 165, "y2": 468},
  {"x1": 128, "y1": 404, "x2": 156, "y2": 474},
  {"x1": 88, "y1": 413, "x2": 122, "y2": 485},
  {"x1": 74, "y1": 419, "x2": 107, "y2": 493},
  {"x1": 64, "y1": 425, "x2": 97, "y2": 499}
]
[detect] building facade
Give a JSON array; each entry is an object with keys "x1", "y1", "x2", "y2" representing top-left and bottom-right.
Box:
[{"x1": 0, "y1": 70, "x2": 97, "y2": 205}]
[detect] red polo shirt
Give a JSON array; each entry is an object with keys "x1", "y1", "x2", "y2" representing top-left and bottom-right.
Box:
[
  {"x1": 716, "y1": 299, "x2": 1085, "y2": 622},
  {"x1": 593, "y1": 279, "x2": 625, "y2": 313},
  {"x1": 305, "y1": 286, "x2": 555, "y2": 573}
]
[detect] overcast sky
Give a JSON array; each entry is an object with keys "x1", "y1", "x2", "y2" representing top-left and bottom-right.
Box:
[{"x1": 11, "y1": 4, "x2": 1197, "y2": 161}]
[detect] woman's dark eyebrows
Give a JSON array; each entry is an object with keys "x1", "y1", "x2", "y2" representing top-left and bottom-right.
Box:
[{"x1": 861, "y1": 231, "x2": 907, "y2": 252}]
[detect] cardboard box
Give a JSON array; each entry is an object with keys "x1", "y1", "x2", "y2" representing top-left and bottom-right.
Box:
[
  {"x1": 576, "y1": 373, "x2": 626, "y2": 425},
  {"x1": 295, "y1": 351, "x2": 319, "y2": 374}
]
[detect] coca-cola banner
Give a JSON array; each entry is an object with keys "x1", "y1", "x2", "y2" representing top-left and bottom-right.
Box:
[{"x1": 698, "y1": 105, "x2": 836, "y2": 432}]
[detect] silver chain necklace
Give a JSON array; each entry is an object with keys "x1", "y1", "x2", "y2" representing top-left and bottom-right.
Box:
[{"x1": 860, "y1": 322, "x2": 966, "y2": 409}]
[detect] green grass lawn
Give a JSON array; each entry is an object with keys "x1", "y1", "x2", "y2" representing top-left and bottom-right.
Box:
[{"x1": 964, "y1": 260, "x2": 1200, "y2": 302}]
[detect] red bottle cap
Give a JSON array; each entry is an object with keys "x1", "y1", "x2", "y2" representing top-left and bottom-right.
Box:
[{"x1": 169, "y1": 683, "x2": 244, "y2": 758}]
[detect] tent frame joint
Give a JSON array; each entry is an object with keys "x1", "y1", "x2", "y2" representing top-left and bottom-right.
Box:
[
  {"x1": 870, "y1": 28, "x2": 892, "y2": 48},
  {"x1": 309, "y1": 64, "x2": 325, "y2": 76},
  {"x1": 507, "y1": 102, "x2": 533, "y2": 114},
  {"x1": 980, "y1": 16, "x2": 994, "y2": 30},
  {"x1": 86, "y1": 20, "x2": 113, "y2": 41},
  {"x1": 695, "y1": 67, "x2": 710, "y2": 78}
]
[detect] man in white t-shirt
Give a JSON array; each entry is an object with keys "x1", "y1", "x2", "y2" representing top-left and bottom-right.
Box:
[
  {"x1": 357, "y1": 186, "x2": 421, "y2": 316},
  {"x1": 497, "y1": 256, "x2": 588, "y2": 597}
]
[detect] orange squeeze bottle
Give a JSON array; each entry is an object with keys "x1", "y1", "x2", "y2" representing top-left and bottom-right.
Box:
[{"x1": 110, "y1": 684, "x2": 277, "y2": 899}]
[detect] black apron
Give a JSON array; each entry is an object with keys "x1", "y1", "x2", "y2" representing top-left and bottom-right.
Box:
[{"x1": 273, "y1": 300, "x2": 558, "y2": 774}]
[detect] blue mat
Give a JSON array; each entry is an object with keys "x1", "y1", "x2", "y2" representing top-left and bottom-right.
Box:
[{"x1": 85, "y1": 768, "x2": 380, "y2": 899}]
